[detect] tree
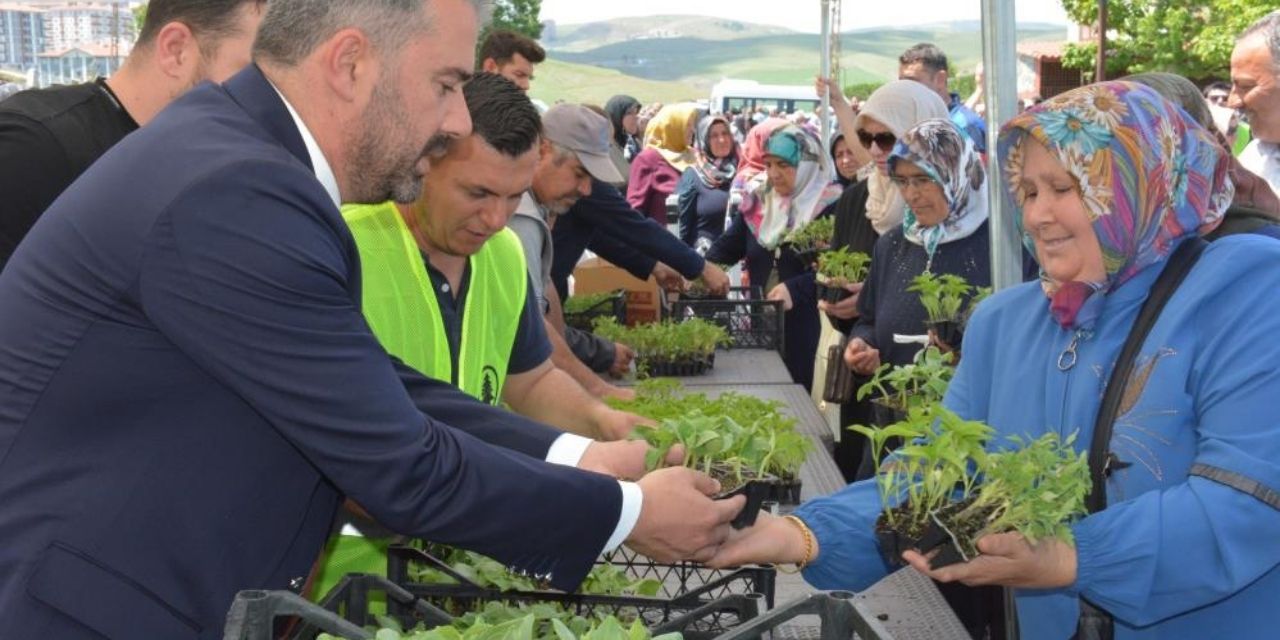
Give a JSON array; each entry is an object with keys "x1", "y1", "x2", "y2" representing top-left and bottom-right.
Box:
[
  {"x1": 488, "y1": 0, "x2": 542, "y2": 40},
  {"x1": 1059, "y1": 0, "x2": 1276, "y2": 81},
  {"x1": 133, "y1": 3, "x2": 147, "y2": 37}
]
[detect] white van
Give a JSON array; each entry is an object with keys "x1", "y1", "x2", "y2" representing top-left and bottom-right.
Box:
[{"x1": 709, "y1": 78, "x2": 821, "y2": 115}]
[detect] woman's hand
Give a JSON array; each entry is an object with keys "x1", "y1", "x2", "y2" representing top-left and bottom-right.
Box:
[
  {"x1": 818, "y1": 282, "x2": 863, "y2": 320},
  {"x1": 843, "y1": 337, "x2": 880, "y2": 375},
  {"x1": 902, "y1": 532, "x2": 1077, "y2": 589},
  {"x1": 767, "y1": 283, "x2": 794, "y2": 311},
  {"x1": 815, "y1": 76, "x2": 851, "y2": 112},
  {"x1": 705, "y1": 512, "x2": 816, "y2": 568}
]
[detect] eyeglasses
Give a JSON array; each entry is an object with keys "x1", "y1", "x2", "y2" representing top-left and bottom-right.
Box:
[
  {"x1": 856, "y1": 129, "x2": 897, "y2": 152},
  {"x1": 890, "y1": 175, "x2": 937, "y2": 190}
]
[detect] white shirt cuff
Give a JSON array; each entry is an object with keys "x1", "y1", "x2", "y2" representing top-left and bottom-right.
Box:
[
  {"x1": 545, "y1": 433, "x2": 593, "y2": 466},
  {"x1": 544, "y1": 434, "x2": 642, "y2": 553},
  {"x1": 604, "y1": 481, "x2": 643, "y2": 552}
]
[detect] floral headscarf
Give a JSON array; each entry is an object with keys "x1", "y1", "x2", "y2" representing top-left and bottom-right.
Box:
[
  {"x1": 731, "y1": 117, "x2": 787, "y2": 229},
  {"x1": 741, "y1": 124, "x2": 843, "y2": 250},
  {"x1": 692, "y1": 114, "x2": 739, "y2": 189},
  {"x1": 888, "y1": 118, "x2": 990, "y2": 270},
  {"x1": 642, "y1": 103, "x2": 702, "y2": 173},
  {"x1": 998, "y1": 81, "x2": 1233, "y2": 329}
]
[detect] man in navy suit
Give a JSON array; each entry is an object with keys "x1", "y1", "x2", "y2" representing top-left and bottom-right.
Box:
[{"x1": 0, "y1": 1, "x2": 742, "y2": 637}]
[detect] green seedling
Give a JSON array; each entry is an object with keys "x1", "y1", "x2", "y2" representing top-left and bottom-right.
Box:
[{"x1": 816, "y1": 248, "x2": 871, "y2": 286}]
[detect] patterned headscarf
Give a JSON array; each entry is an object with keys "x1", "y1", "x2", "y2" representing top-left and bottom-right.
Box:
[
  {"x1": 642, "y1": 103, "x2": 702, "y2": 172},
  {"x1": 998, "y1": 81, "x2": 1233, "y2": 330},
  {"x1": 692, "y1": 114, "x2": 740, "y2": 189},
  {"x1": 731, "y1": 117, "x2": 788, "y2": 231},
  {"x1": 888, "y1": 118, "x2": 990, "y2": 269},
  {"x1": 745, "y1": 125, "x2": 843, "y2": 250}
]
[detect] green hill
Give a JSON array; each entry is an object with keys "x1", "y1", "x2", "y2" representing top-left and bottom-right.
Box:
[
  {"x1": 527, "y1": 59, "x2": 702, "y2": 106},
  {"x1": 546, "y1": 15, "x2": 795, "y2": 53},
  {"x1": 550, "y1": 25, "x2": 1066, "y2": 87}
]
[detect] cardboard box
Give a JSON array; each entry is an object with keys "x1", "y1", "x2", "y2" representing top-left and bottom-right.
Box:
[{"x1": 572, "y1": 257, "x2": 665, "y2": 326}]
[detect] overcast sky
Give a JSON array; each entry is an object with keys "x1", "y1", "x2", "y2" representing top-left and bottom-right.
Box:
[{"x1": 539, "y1": 0, "x2": 1071, "y2": 32}]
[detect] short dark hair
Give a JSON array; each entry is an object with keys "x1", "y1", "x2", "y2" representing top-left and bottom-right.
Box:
[
  {"x1": 1203, "y1": 81, "x2": 1232, "y2": 97},
  {"x1": 899, "y1": 43, "x2": 948, "y2": 75},
  {"x1": 1239, "y1": 10, "x2": 1280, "y2": 69},
  {"x1": 464, "y1": 72, "x2": 542, "y2": 157},
  {"x1": 478, "y1": 29, "x2": 545, "y2": 68},
  {"x1": 137, "y1": 0, "x2": 265, "y2": 53}
]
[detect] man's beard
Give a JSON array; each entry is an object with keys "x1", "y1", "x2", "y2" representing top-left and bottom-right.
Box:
[{"x1": 345, "y1": 80, "x2": 453, "y2": 204}]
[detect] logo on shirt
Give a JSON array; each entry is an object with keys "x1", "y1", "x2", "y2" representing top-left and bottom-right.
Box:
[{"x1": 480, "y1": 365, "x2": 500, "y2": 405}]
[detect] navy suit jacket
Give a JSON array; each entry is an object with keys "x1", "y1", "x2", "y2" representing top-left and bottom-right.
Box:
[
  {"x1": 0, "y1": 65, "x2": 620, "y2": 639},
  {"x1": 551, "y1": 178, "x2": 706, "y2": 301}
]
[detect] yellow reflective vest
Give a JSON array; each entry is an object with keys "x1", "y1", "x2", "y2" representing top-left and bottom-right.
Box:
[{"x1": 341, "y1": 201, "x2": 526, "y2": 404}]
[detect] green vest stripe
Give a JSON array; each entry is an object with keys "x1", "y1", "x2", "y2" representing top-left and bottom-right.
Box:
[{"x1": 342, "y1": 201, "x2": 526, "y2": 404}]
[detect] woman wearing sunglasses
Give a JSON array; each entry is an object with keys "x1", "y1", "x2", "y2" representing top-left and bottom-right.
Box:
[{"x1": 808, "y1": 79, "x2": 950, "y2": 479}]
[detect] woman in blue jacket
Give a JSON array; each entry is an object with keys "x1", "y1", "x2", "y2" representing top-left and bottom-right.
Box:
[{"x1": 706, "y1": 82, "x2": 1280, "y2": 639}]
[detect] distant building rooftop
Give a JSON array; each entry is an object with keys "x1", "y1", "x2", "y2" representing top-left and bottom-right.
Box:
[
  {"x1": 1018, "y1": 41, "x2": 1066, "y2": 61},
  {"x1": 39, "y1": 42, "x2": 127, "y2": 58}
]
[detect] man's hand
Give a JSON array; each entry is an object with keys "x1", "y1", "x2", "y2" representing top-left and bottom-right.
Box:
[
  {"x1": 593, "y1": 407, "x2": 655, "y2": 441},
  {"x1": 609, "y1": 342, "x2": 635, "y2": 378},
  {"x1": 767, "y1": 282, "x2": 793, "y2": 311},
  {"x1": 627, "y1": 467, "x2": 745, "y2": 563},
  {"x1": 599, "y1": 383, "x2": 635, "y2": 401},
  {"x1": 843, "y1": 337, "x2": 880, "y2": 375},
  {"x1": 817, "y1": 282, "x2": 863, "y2": 320},
  {"x1": 700, "y1": 262, "x2": 731, "y2": 297},
  {"x1": 902, "y1": 532, "x2": 1077, "y2": 589},
  {"x1": 705, "y1": 512, "x2": 815, "y2": 568},
  {"x1": 651, "y1": 263, "x2": 685, "y2": 293},
  {"x1": 578, "y1": 439, "x2": 681, "y2": 480}
]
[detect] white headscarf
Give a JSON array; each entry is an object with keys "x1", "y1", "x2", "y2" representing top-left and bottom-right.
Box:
[{"x1": 854, "y1": 80, "x2": 950, "y2": 235}]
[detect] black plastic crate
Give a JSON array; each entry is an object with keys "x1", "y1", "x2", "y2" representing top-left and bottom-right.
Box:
[
  {"x1": 224, "y1": 575, "x2": 764, "y2": 640},
  {"x1": 669, "y1": 286, "x2": 784, "y2": 354},
  {"x1": 223, "y1": 576, "x2": 452, "y2": 640},
  {"x1": 595, "y1": 546, "x2": 775, "y2": 607},
  {"x1": 384, "y1": 545, "x2": 773, "y2": 639},
  {"x1": 564, "y1": 290, "x2": 627, "y2": 332}
]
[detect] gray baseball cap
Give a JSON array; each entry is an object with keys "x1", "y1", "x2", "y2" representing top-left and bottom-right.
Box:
[{"x1": 541, "y1": 104, "x2": 625, "y2": 185}]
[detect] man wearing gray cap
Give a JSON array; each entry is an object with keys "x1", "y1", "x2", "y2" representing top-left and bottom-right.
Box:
[{"x1": 510, "y1": 104, "x2": 638, "y2": 397}]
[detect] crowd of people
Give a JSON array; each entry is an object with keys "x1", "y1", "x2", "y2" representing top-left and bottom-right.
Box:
[{"x1": 0, "y1": 1, "x2": 1279, "y2": 638}]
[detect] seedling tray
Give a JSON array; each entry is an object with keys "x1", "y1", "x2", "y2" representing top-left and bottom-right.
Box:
[
  {"x1": 564, "y1": 290, "x2": 627, "y2": 332},
  {"x1": 815, "y1": 281, "x2": 854, "y2": 304},
  {"x1": 223, "y1": 575, "x2": 764, "y2": 640},
  {"x1": 382, "y1": 545, "x2": 775, "y2": 639},
  {"x1": 668, "y1": 287, "x2": 785, "y2": 353},
  {"x1": 643, "y1": 354, "x2": 715, "y2": 377},
  {"x1": 923, "y1": 319, "x2": 963, "y2": 352}
]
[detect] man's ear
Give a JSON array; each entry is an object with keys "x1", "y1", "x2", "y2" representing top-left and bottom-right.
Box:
[
  {"x1": 318, "y1": 27, "x2": 378, "y2": 103},
  {"x1": 935, "y1": 70, "x2": 950, "y2": 94},
  {"x1": 152, "y1": 21, "x2": 200, "y2": 83},
  {"x1": 481, "y1": 58, "x2": 501, "y2": 74}
]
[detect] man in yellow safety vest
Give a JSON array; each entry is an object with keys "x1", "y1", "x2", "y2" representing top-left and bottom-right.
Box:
[{"x1": 313, "y1": 73, "x2": 653, "y2": 598}]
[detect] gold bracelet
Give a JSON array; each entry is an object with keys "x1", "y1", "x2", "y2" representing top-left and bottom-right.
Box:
[{"x1": 777, "y1": 515, "x2": 814, "y2": 574}]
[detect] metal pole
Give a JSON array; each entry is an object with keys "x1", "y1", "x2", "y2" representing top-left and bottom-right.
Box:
[
  {"x1": 1096, "y1": 0, "x2": 1108, "y2": 81},
  {"x1": 819, "y1": 0, "x2": 832, "y2": 167},
  {"x1": 980, "y1": 0, "x2": 1023, "y2": 292}
]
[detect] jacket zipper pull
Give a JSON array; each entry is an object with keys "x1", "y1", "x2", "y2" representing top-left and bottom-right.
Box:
[{"x1": 1057, "y1": 329, "x2": 1088, "y2": 371}]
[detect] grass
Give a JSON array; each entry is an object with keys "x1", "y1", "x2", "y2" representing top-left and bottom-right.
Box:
[
  {"x1": 528, "y1": 59, "x2": 703, "y2": 106},
  {"x1": 536, "y1": 22, "x2": 1066, "y2": 104}
]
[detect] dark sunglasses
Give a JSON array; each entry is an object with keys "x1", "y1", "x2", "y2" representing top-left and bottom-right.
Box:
[{"x1": 856, "y1": 129, "x2": 897, "y2": 152}]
